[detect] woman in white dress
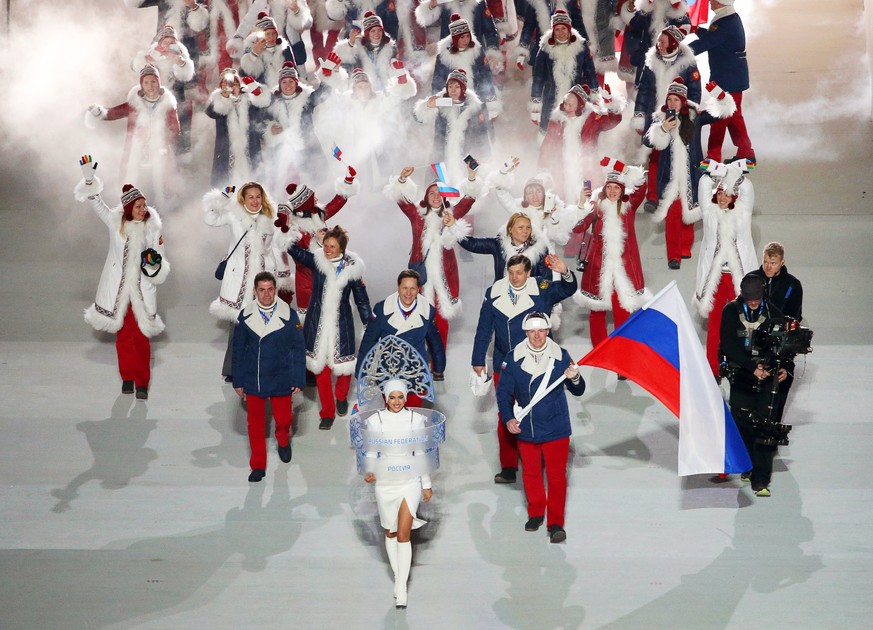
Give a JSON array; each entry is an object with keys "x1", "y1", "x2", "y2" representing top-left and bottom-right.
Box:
[{"x1": 363, "y1": 379, "x2": 433, "y2": 609}]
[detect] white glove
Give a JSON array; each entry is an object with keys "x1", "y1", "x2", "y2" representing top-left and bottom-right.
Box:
[
  {"x1": 79, "y1": 154, "x2": 98, "y2": 183},
  {"x1": 87, "y1": 105, "x2": 103, "y2": 117},
  {"x1": 470, "y1": 369, "x2": 492, "y2": 397}
]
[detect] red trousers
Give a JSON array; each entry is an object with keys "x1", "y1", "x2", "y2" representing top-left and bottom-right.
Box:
[
  {"x1": 117, "y1": 308, "x2": 151, "y2": 387},
  {"x1": 246, "y1": 394, "x2": 293, "y2": 470},
  {"x1": 588, "y1": 291, "x2": 632, "y2": 347},
  {"x1": 665, "y1": 199, "x2": 694, "y2": 262},
  {"x1": 706, "y1": 91, "x2": 754, "y2": 162},
  {"x1": 315, "y1": 369, "x2": 351, "y2": 419},
  {"x1": 493, "y1": 369, "x2": 519, "y2": 469},
  {"x1": 518, "y1": 437, "x2": 570, "y2": 527},
  {"x1": 706, "y1": 273, "x2": 736, "y2": 376}
]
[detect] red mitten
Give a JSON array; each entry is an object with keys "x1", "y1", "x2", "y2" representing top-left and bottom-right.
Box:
[
  {"x1": 240, "y1": 75, "x2": 262, "y2": 96},
  {"x1": 392, "y1": 58, "x2": 407, "y2": 84},
  {"x1": 600, "y1": 157, "x2": 625, "y2": 173},
  {"x1": 705, "y1": 81, "x2": 726, "y2": 100},
  {"x1": 344, "y1": 165, "x2": 357, "y2": 184}
]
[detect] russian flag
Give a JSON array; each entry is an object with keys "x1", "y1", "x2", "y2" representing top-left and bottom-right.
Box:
[
  {"x1": 430, "y1": 162, "x2": 461, "y2": 198},
  {"x1": 331, "y1": 143, "x2": 342, "y2": 161},
  {"x1": 580, "y1": 282, "x2": 751, "y2": 476}
]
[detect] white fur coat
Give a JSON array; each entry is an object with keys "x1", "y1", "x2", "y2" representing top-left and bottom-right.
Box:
[
  {"x1": 74, "y1": 177, "x2": 170, "y2": 338},
  {"x1": 203, "y1": 189, "x2": 276, "y2": 321},
  {"x1": 689, "y1": 176, "x2": 758, "y2": 317}
]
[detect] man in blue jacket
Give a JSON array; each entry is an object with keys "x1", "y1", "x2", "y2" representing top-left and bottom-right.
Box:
[
  {"x1": 496, "y1": 312, "x2": 586, "y2": 543},
  {"x1": 472, "y1": 253, "x2": 577, "y2": 484},
  {"x1": 356, "y1": 269, "x2": 447, "y2": 404},
  {"x1": 689, "y1": 0, "x2": 755, "y2": 163},
  {"x1": 233, "y1": 271, "x2": 306, "y2": 482}
]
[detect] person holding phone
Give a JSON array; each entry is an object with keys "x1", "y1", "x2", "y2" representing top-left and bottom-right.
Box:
[
  {"x1": 205, "y1": 68, "x2": 271, "y2": 187},
  {"x1": 412, "y1": 68, "x2": 492, "y2": 185},
  {"x1": 632, "y1": 23, "x2": 699, "y2": 213},
  {"x1": 538, "y1": 83, "x2": 625, "y2": 203},
  {"x1": 383, "y1": 163, "x2": 483, "y2": 347},
  {"x1": 239, "y1": 12, "x2": 300, "y2": 87},
  {"x1": 573, "y1": 159, "x2": 651, "y2": 349},
  {"x1": 644, "y1": 78, "x2": 737, "y2": 269},
  {"x1": 429, "y1": 14, "x2": 500, "y2": 119}
]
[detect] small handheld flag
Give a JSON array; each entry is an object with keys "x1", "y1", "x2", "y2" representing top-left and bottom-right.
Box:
[
  {"x1": 430, "y1": 162, "x2": 460, "y2": 198},
  {"x1": 331, "y1": 144, "x2": 343, "y2": 161}
]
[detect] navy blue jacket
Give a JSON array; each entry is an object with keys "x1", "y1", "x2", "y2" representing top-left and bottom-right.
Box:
[
  {"x1": 517, "y1": 0, "x2": 587, "y2": 68},
  {"x1": 645, "y1": 109, "x2": 721, "y2": 206},
  {"x1": 288, "y1": 246, "x2": 372, "y2": 373},
  {"x1": 232, "y1": 300, "x2": 306, "y2": 397},
  {"x1": 626, "y1": 9, "x2": 690, "y2": 84},
  {"x1": 472, "y1": 272, "x2": 577, "y2": 372},
  {"x1": 689, "y1": 12, "x2": 749, "y2": 93},
  {"x1": 634, "y1": 46, "x2": 701, "y2": 135},
  {"x1": 531, "y1": 31, "x2": 599, "y2": 133},
  {"x1": 496, "y1": 339, "x2": 585, "y2": 443},
  {"x1": 356, "y1": 294, "x2": 446, "y2": 375},
  {"x1": 459, "y1": 234, "x2": 550, "y2": 282}
]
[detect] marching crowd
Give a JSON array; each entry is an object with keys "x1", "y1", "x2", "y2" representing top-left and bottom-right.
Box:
[{"x1": 71, "y1": 0, "x2": 805, "y2": 608}]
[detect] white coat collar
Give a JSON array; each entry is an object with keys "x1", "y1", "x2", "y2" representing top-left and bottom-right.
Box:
[
  {"x1": 383, "y1": 291, "x2": 429, "y2": 333},
  {"x1": 513, "y1": 337, "x2": 562, "y2": 377},
  {"x1": 491, "y1": 276, "x2": 540, "y2": 318},
  {"x1": 241, "y1": 299, "x2": 294, "y2": 338}
]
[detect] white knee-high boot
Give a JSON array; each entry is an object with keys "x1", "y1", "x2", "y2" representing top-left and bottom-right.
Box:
[
  {"x1": 385, "y1": 535, "x2": 398, "y2": 579},
  {"x1": 395, "y1": 541, "x2": 412, "y2": 608}
]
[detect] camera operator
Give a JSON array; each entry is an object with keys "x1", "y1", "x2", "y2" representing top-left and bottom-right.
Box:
[
  {"x1": 719, "y1": 274, "x2": 790, "y2": 497},
  {"x1": 749, "y1": 241, "x2": 803, "y2": 321}
]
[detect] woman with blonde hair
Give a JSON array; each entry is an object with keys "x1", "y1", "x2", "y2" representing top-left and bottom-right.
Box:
[
  {"x1": 203, "y1": 181, "x2": 277, "y2": 381},
  {"x1": 448, "y1": 211, "x2": 551, "y2": 282}
]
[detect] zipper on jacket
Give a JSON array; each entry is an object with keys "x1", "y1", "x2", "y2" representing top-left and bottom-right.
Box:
[{"x1": 257, "y1": 337, "x2": 262, "y2": 392}]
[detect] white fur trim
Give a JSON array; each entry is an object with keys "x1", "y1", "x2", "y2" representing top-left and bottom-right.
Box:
[
  {"x1": 420, "y1": 211, "x2": 461, "y2": 320},
  {"x1": 538, "y1": 29, "x2": 586, "y2": 107},
  {"x1": 459, "y1": 176, "x2": 487, "y2": 200},
  {"x1": 412, "y1": 97, "x2": 439, "y2": 124},
  {"x1": 74, "y1": 176, "x2": 104, "y2": 202},
  {"x1": 414, "y1": 1, "x2": 440, "y2": 28},
  {"x1": 648, "y1": 119, "x2": 690, "y2": 224},
  {"x1": 383, "y1": 175, "x2": 419, "y2": 204},
  {"x1": 643, "y1": 44, "x2": 697, "y2": 111},
  {"x1": 703, "y1": 90, "x2": 737, "y2": 120},
  {"x1": 334, "y1": 175, "x2": 361, "y2": 199},
  {"x1": 306, "y1": 249, "x2": 366, "y2": 374}
]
